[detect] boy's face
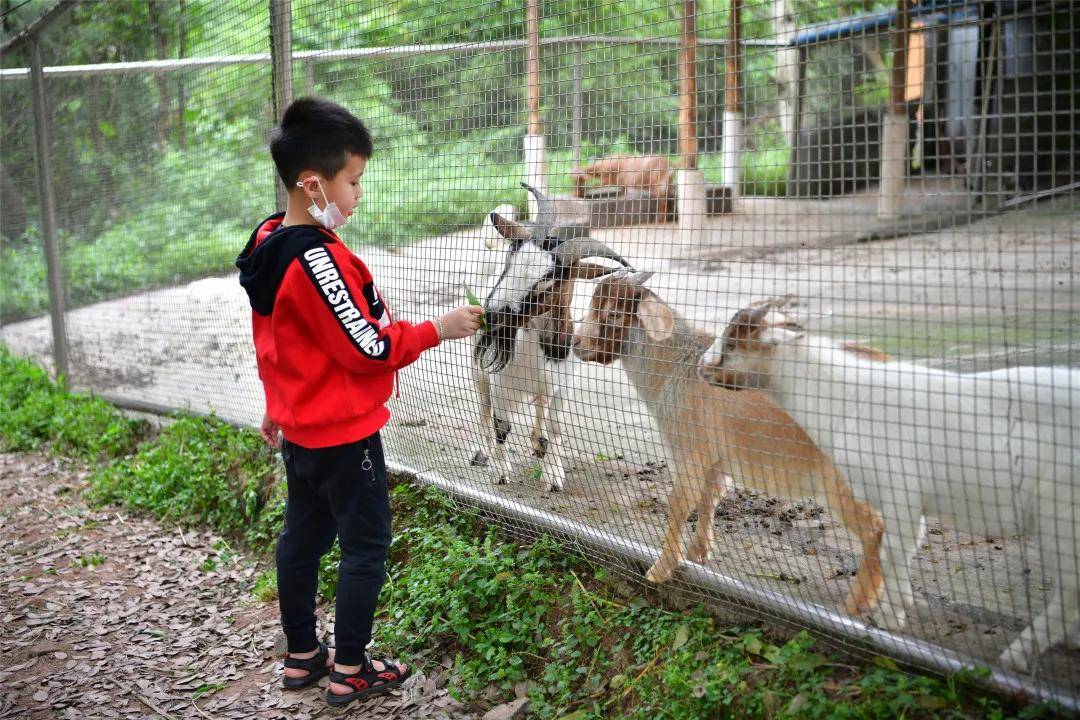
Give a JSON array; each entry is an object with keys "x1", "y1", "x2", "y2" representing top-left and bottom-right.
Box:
[{"x1": 298, "y1": 153, "x2": 367, "y2": 222}]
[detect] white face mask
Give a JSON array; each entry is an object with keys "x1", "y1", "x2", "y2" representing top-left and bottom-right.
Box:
[{"x1": 297, "y1": 176, "x2": 347, "y2": 230}]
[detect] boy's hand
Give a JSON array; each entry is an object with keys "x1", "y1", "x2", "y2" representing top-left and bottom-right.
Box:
[
  {"x1": 438, "y1": 306, "x2": 485, "y2": 340},
  {"x1": 260, "y1": 412, "x2": 282, "y2": 447}
]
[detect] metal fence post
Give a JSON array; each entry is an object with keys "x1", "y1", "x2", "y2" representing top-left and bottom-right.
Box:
[
  {"x1": 269, "y1": 0, "x2": 293, "y2": 212},
  {"x1": 28, "y1": 37, "x2": 70, "y2": 382}
]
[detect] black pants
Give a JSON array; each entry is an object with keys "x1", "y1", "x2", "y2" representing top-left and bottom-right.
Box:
[{"x1": 276, "y1": 432, "x2": 391, "y2": 666}]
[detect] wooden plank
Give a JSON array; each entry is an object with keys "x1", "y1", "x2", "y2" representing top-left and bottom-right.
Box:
[{"x1": 678, "y1": 0, "x2": 698, "y2": 169}]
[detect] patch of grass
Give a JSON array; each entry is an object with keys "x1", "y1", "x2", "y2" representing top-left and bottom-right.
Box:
[
  {"x1": 0, "y1": 346, "x2": 147, "y2": 461},
  {"x1": 77, "y1": 552, "x2": 106, "y2": 568},
  {"x1": 835, "y1": 316, "x2": 1080, "y2": 361},
  {"x1": 375, "y1": 482, "x2": 1065, "y2": 719},
  {"x1": 252, "y1": 569, "x2": 278, "y2": 603},
  {"x1": 1, "y1": 345, "x2": 1070, "y2": 719},
  {"x1": 86, "y1": 414, "x2": 281, "y2": 544}
]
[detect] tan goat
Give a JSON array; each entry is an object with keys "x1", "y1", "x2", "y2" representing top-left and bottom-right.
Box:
[
  {"x1": 572, "y1": 154, "x2": 675, "y2": 219},
  {"x1": 571, "y1": 271, "x2": 884, "y2": 617}
]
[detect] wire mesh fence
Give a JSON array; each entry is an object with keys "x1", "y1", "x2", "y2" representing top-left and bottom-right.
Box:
[{"x1": 1, "y1": 0, "x2": 1077, "y2": 706}]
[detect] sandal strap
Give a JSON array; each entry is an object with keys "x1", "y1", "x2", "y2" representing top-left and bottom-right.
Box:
[
  {"x1": 368, "y1": 652, "x2": 407, "y2": 677},
  {"x1": 283, "y1": 641, "x2": 328, "y2": 670},
  {"x1": 330, "y1": 653, "x2": 407, "y2": 685}
]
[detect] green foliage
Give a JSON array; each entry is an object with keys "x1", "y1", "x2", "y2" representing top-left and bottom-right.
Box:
[
  {"x1": 378, "y1": 484, "x2": 571, "y2": 694},
  {"x1": 1, "y1": 0, "x2": 906, "y2": 322},
  {"x1": 372, "y1": 481, "x2": 1060, "y2": 719},
  {"x1": 0, "y1": 345, "x2": 145, "y2": 460},
  {"x1": 252, "y1": 568, "x2": 278, "y2": 603},
  {"x1": 0, "y1": 346, "x2": 1067, "y2": 719},
  {"x1": 87, "y1": 414, "x2": 281, "y2": 544}
]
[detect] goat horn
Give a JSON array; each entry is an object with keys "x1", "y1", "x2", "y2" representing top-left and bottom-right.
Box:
[
  {"x1": 521, "y1": 182, "x2": 556, "y2": 242},
  {"x1": 553, "y1": 238, "x2": 631, "y2": 268}
]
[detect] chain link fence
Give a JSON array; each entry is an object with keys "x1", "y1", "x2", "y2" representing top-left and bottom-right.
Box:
[{"x1": 2, "y1": 0, "x2": 1077, "y2": 707}]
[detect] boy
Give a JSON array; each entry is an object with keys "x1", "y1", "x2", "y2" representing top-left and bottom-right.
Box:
[{"x1": 236, "y1": 97, "x2": 483, "y2": 708}]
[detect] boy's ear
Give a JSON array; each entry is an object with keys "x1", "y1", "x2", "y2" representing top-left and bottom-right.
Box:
[{"x1": 294, "y1": 172, "x2": 320, "y2": 197}]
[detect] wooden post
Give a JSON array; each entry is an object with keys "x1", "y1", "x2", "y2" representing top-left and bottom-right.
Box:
[
  {"x1": 722, "y1": 0, "x2": 742, "y2": 195},
  {"x1": 879, "y1": 0, "x2": 910, "y2": 218},
  {"x1": 304, "y1": 58, "x2": 315, "y2": 95},
  {"x1": 28, "y1": 37, "x2": 69, "y2": 381},
  {"x1": 678, "y1": 0, "x2": 698, "y2": 170},
  {"x1": 677, "y1": 0, "x2": 705, "y2": 228},
  {"x1": 523, "y1": 0, "x2": 546, "y2": 216},
  {"x1": 571, "y1": 42, "x2": 582, "y2": 173},
  {"x1": 270, "y1": 0, "x2": 293, "y2": 212}
]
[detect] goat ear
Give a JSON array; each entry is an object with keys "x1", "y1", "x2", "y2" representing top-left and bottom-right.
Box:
[
  {"x1": 637, "y1": 294, "x2": 674, "y2": 343},
  {"x1": 573, "y1": 261, "x2": 621, "y2": 280},
  {"x1": 721, "y1": 303, "x2": 774, "y2": 351},
  {"x1": 490, "y1": 213, "x2": 531, "y2": 242},
  {"x1": 760, "y1": 326, "x2": 804, "y2": 346},
  {"x1": 697, "y1": 364, "x2": 755, "y2": 391}
]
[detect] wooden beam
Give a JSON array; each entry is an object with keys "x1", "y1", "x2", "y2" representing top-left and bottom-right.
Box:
[
  {"x1": 889, "y1": 0, "x2": 910, "y2": 114},
  {"x1": 0, "y1": 0, "x2": 76, "y2": 57},
  {"x1": 724, "y1": 0, "x2": 741, "y2": 121},
  {"x1": 678, "y1": 0, "x2": 698, "y2": 170},
  {"x1": 525, "y1": 0, "x2": 541, "y2": 136}
]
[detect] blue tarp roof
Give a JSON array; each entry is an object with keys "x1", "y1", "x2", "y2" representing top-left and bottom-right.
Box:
[{"x1": 792, "y1": 0, "x2": 982, "y2": 47}]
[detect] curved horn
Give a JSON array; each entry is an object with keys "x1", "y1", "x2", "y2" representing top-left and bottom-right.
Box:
[
  {"x1": 553, "y1": 237, "x2": 632, "y2": 268},
  {"x1": 521, "y1": 182, "x2": 556, "y2": 243}
]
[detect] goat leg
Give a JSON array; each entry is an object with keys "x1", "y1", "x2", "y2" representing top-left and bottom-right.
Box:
[
  {"x1": 470, "y1": 367, "x2": 493, "y2": 467},
  {"x1": 647, "y1": 468, "x2": 698, "y2": 583}
]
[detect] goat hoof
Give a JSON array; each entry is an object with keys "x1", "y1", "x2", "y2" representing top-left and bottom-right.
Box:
[
  {"x1": 470, "y1": 450, "x2": 489, "y2": 467},
  {"x1": 532, "y1": 436, "x2": 549, "y2": 458},
  {"x1": 645, "y1": 561, "x2": 675, "y2": 584},
  {"x1": 997, "y1": 647, "x2": 1031, "y2": 674},
  {"x1": 869, "y1": 606, "x2": 906, "y2": 632},
  {"x1": 686, "y1": 546, "x2": 711, "y2": 564}
]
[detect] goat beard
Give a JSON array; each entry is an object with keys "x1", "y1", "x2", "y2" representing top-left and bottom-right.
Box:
[{"x1": 473, "y1": 310, "x2": 523, "y2": 374}]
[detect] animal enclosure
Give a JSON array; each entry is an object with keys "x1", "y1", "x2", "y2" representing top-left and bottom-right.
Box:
[{"x1": 1, "y1": 0, "x2": 1077, "y2": 708}]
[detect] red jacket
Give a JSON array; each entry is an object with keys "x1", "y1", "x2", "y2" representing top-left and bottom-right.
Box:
[{"x1": 236, "y1": 213, "x2": 440, "y2": 448}]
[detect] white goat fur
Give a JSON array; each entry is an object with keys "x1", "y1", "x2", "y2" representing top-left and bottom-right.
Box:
[
  {"x1": 700, "y1": 311, "x2": 1080, "y2": 672},
  {"x1": 472, "y1": 191, "x2": 628, "y2": 491},
  {"x1": 472, "y1": 316, "x2": 577, "y2": 491}
]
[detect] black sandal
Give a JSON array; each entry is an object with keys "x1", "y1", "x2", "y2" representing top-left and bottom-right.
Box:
[
  {"x1": 282, "y1": 641, "x2": 331, "y2": 690},
  {"x1": 326, "y1": 652, "x2": 411, "y2": 707}
]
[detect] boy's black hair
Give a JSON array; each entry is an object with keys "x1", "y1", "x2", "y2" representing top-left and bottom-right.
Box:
[{"x1": 270, "y1": 97, "x2": 374, "y2": 187}]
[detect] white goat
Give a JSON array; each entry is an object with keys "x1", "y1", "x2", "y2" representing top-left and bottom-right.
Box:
[
  {"x1": 471, "y1": 183, "x2": 630, "y2": 491},
  {"x1": 698, "y1": 299, "x2": 1080, "y2": 672}
]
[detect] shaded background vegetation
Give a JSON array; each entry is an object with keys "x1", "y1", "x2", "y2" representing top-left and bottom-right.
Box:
[{"x1": 1, "y1": 0, "x2": 892, "y2": 320}]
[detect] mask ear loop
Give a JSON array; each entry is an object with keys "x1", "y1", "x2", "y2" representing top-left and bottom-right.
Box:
[{"x1": 296, "y1": 176, "x2": 331, "y2": 211}]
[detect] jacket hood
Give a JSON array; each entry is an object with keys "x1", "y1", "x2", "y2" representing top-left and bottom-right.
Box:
[{"x1": 236, "y1": 213, "x2": 334, "y2": 315}]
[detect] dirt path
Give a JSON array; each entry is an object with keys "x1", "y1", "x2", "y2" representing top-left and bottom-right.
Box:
[{"x1": 0, "y1": 453, "x2": 478, "y2": 720}]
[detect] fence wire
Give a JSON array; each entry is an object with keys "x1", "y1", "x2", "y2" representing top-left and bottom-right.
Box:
[{"x1": 1, "y1": 0, "x2": 1077, "y2": 706}]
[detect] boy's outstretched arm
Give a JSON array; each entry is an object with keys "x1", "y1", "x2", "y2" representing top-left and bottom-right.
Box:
[{"x1": 278, "y1": 245, "x2": 479, "y2": 375}]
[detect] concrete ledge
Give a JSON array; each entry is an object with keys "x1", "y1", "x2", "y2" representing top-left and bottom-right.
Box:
[{"x1": 556, "y1": 184, "x2": 733, "y2": 229}]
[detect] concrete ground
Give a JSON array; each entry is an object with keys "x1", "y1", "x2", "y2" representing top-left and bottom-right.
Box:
[{"x1": 3, "y1": 183, "x2": 1078, "y2": 693}]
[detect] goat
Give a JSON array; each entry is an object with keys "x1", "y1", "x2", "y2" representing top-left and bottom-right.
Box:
[
  {"x1": 571, "y1": 271, "x2": 884, "y2": 617},
  {"x1": 697, "y1": 299, "x2": 1080, "y2": 672},
  {"x1": 471, "y1": 183, "x2": 631, "y2": 491},
  {"x1": 572, "y1": 154, "x2": 675, "y2": 219}
]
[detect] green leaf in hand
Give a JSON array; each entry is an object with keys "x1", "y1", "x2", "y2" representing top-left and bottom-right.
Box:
[{"x1": 463, "y1": 284, "x2": 488, "y2": 331}]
